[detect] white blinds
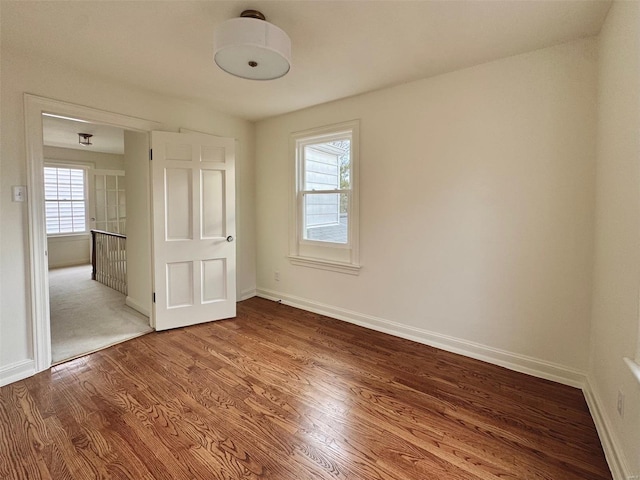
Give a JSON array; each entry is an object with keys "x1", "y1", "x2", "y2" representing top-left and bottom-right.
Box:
[{"x1": 44, "y1": 166, "x2": 86, "y2": 234}]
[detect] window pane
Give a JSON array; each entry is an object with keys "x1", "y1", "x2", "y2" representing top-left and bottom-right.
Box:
[
  {"x1": 304, "y1": 193, "x2": 348, "y2": 244},
  {"x1": 70, "y1": 185, "x2": 84, "y2": 200},
  {"x1": 72, "y1": 201, "x2": 85, "y2": 218},
  {"x1": 304, "y1": 139, "x2": 351, "y2": 191},
  {"x1": 58, "y1": 201, "x2": 72, "y2": 216}
]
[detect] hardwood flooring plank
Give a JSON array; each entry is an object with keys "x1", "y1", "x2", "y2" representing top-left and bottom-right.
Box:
[
  {"x1": 0, "y1": 388, "x2": 52, "y2": 480},
  {"x1": 0, "y1": 297, "x2": 612, "y2": 480}
]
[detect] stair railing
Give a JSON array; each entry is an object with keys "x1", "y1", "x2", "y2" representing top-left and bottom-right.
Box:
[{"x1": 91, "y1": 229, "x2": 127, "y2": 295}]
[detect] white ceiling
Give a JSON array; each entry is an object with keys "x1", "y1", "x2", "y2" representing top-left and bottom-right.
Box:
[
  {"x1": 43, "y1": 115, "x2": 125, "y2": 155},
  {"x1": 2, "y1": 0, "x2": 611, "y2": 122}
]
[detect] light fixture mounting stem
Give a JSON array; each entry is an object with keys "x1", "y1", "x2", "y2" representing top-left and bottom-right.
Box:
[{"x1": 240, "y1": 10, "x2": 266, "y2": 21}]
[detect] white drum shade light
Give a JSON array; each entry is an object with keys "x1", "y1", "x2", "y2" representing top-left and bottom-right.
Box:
[{"x1": 214, "y1": 10, "x2": 291, "y2": 80}]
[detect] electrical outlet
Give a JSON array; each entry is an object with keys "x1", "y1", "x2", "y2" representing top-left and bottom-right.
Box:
[
  {"x1": 274, "y1": 271, "x2": 280, "y2": 282},
  {"x1": 617, "y1": 390, "x2": 624, "y2": 417}
]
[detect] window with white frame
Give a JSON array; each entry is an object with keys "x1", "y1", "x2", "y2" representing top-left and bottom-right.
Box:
[
  {"x1": 44, "y1": 166, "x2": 87, "y2": 235},
  {"x1": 290, "y1": 120, "x2": 360, "y2": 274}
]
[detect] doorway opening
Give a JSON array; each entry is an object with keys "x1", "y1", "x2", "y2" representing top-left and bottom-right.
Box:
[
  {"x1": 42, "y1": 114, "x2": 152, "y2": 363},
  {"x1": 25, "y1": 94, "x2": 162, "y2": 373},
  {"x1": 26, "y1": 95, "x2": 237, "y2": 375}
]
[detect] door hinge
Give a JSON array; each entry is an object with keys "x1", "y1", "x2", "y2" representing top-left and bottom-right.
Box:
[
  {"x1": 149, "y1": 149, "x2": 153, "y2": 160},
  {"x1": 152, "y1": 292, "x2": 156, "y2": 303}
]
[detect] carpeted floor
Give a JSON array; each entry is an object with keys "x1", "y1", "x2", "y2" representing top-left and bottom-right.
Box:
[{"x1": 49, "y1": 264, "x2": 153, "y2": 364}]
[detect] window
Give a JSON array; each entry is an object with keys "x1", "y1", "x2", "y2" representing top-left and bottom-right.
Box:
[
  {"x1": 290, "y1": 120, "x2": 360, "y2": 274},
  {"x1": 44, "y1": 166, "x2": 87, "y2": 235}
]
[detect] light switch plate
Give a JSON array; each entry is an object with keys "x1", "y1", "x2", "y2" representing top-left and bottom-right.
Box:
[{"x1": 12, "y1": 185, "x2": 26, "y2": 202}]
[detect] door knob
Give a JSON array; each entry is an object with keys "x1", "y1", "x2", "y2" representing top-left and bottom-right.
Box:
[{"x1": 226, "y1": 235, "x2": 234, "y2": 242}]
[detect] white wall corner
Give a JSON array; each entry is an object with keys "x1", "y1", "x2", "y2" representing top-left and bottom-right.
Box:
[
  {"x1": 239, "y1": 288, "x2": 257, "y2": 301},
  {"x1": 256, "y1": 288, "x2": 587, "y2": 388},
  {"x1": 582, "y1": 377, "x2": 633, "y2": 480},
  {"x1": 0, "y1": 359, "x2": 36, "y2": 387},
  {"x1": 125, "y1": 297, "x2": 151, "y2": 318}
]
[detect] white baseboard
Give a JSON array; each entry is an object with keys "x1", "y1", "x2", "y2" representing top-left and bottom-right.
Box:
[
  {"x1": 583, "y1": 378, "x2": 633, "y2": 480},
  {"x1": 256, "y1": 288, "x2": 586, "y2": 388},
  {"x1": 0, "y1": 359, "x2": 35, "y2": 387},
  {"x1": 125, "y1": 296, "x2": 150, "y2": 317},
  {"x1": 238, "y1": 288, "x2": 257, "y2": 301},
  {"x1": 48, "y1": 260, "x2": 91, "y2": 269}
]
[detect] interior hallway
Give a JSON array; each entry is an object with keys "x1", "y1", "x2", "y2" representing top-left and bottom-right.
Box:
[{"x1": 49, "y1": 264, "x2": 152, "y2": 364}]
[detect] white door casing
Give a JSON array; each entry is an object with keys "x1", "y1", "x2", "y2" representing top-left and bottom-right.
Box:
[
  {"x1": 24, "y1": 94, "x2": 161, "y2": 376},
  {"x1": 151, "y1": 131, "x2": 236, "y2": 330}
]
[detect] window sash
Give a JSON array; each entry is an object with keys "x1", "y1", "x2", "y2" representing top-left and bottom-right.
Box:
[
  {"x1": 298, "y1": 138, "x2": 352, "y2": 246},
  {"x1": 300, "y1": 191, "x2": 351, "y2": 246},
  {"x1": 44, "y1": 166, "x2": 87, "y2": 235}
]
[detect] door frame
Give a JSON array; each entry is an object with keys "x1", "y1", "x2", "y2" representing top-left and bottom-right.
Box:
[{"x1": 24, "y1": 94, "x2": 162, "y2": 373}]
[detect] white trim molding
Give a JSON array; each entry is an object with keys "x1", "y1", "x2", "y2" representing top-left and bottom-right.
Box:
[
  {"x1": 288, "y1": 255, "x2": 361, "y2": 275},
  {"x1": 624, "y1": 357, "x2": 640, "y2": 385},
  {"x1": 0, "y1": 360, "x2": 36, "y2": 387},
  {"x1": 583, "y1": 377, "x2": 634, "y2": 480},
  {"x1": 239, "y1": 288, "x2": 257, "y2": 301},
  {"x1": 256, "y1": 287, "x2": 586, "y2": 388},
  {"x1": 125, "y1": 297, "x2": 151, "y2": 318}
]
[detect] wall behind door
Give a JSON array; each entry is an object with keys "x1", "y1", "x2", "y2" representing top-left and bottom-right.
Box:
[{"x1": 124, "y1": 130, "x2": 151, "y2": 317}]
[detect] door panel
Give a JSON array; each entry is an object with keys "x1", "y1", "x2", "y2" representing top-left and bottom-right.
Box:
[{"x1": 152, "y1": 131, "x2": 236, "y2": 330}]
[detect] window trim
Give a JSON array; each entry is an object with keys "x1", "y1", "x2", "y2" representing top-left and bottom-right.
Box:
[
  {"x1": 289, "y1": 120, "x2": 360, "y2": 274},
  {"x1": 43, "y1": 163, "x2": 90, "y2": 237}
]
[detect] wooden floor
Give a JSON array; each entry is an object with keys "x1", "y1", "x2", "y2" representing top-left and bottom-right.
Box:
[{"x1": 0, "y1": 297, "x2": 611, "y2": 480}]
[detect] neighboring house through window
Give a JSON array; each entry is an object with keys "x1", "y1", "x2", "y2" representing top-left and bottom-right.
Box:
[
  {"x1": 289, "y1": 120, "x2": 360, "y2": 274},
  {"x1": 44, "y1": 165, "x2": 88, "y2": 235}
]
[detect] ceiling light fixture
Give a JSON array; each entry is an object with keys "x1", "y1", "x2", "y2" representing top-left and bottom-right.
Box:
[
  {"x1": 213, "y1": 9, "x2": 291, "y2": 80},
  {"x1": 78, "y1": 133, "x2": 93, "y2": 146}
]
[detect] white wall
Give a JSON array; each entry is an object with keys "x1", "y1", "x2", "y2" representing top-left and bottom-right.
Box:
[
  {"x1": 124, "y1": 131, "x2": 151, "y2": 317},
  {"x1": 44, "y1": 146, "x2": 125, "y2": 170},
  {"x1": 0, "y1": 46, "x2": 256, "y2": 381},
  {"x1": 589, "y1": 1, "x2": 640, "y2": 477},
  {"x1": 47, "y1": 236, "x2": 90, "y2": 269},
  {"x1": 256, "y1": 39, "x2": 598, "y2": 383},
  {"x1": 44, "y1": 146, "x2": 124, "y2": 269}
]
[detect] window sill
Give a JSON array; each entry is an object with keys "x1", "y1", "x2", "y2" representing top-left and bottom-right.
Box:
[
  {"x1": 288, "y1": 255, "x2": 361, "y2": 275},
  {"x1": 624, "y1": 357, "x2": 640, "y2": 385}
]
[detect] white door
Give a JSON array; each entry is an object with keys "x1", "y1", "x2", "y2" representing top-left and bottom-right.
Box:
[{"x1": 151, "y1": 131, "x2": 236, "y2": 331}]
